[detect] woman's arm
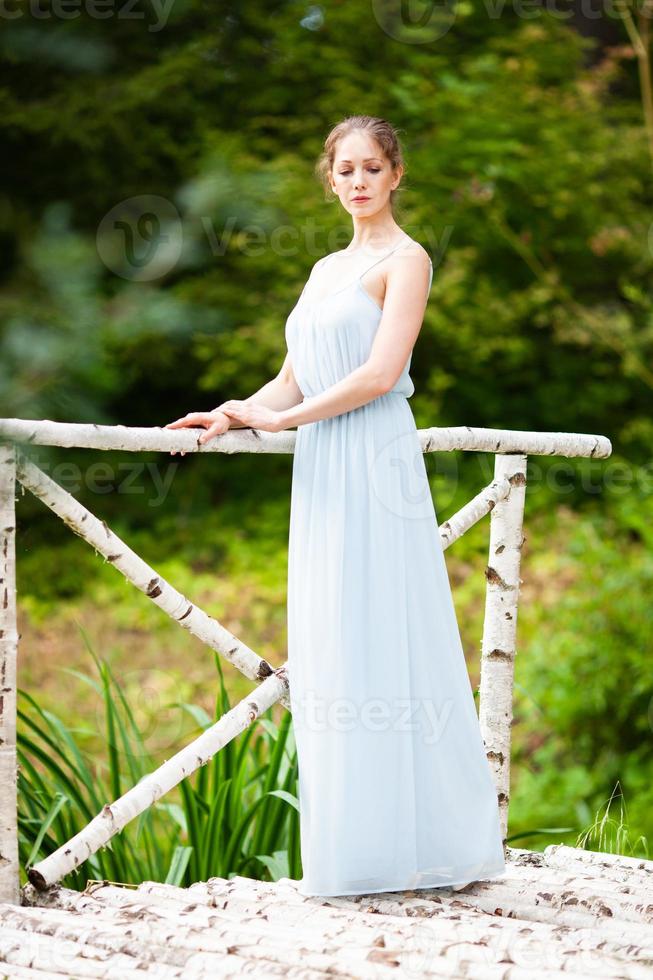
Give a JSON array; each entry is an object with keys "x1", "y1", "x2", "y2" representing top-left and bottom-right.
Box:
[{"x1": 276, "y1": 248, "x2": 431, "y2": 429}]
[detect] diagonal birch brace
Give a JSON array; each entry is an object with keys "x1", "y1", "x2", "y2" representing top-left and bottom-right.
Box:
[
  {"x1": 438, "y1": 474, "x2": 512, "y2": 549},
  {"x1": 26, "y1": 665, "x2": 288, "y2": 891}
]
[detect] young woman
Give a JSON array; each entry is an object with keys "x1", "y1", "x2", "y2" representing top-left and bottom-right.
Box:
[{"x1": 166, "y1": 115, "x2": 506, "y2": 897}]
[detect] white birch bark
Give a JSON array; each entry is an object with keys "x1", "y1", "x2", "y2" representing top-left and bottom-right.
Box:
[
  {"x1": 439, "y1": 475, "x2": 512, "y2": 549},
  {"x1": 478, "y1": 453, "x2": 528, "y2": 842},
  {"x1": 0, "y1": 442, "x2": 19, "y2": 906},
  {"x1": 419, "y1": 425, "x2": 611, "y2": 459},
  {"x1": 543, "y1": 842, "x2": 653, "y2": 882},
  {"x1": 0, "y1": 965, "x2": 66, "y2": 979},
  {"x1": 115, "y1": 867, "x2": 653, "y2": 936},
  {"x1": 11, "y1": 848, "x2": 653, "y2": 979},
  {"x1": 0, "y1": 417, "x2": 612, "y2": 459},
  {"x1": 0, "y1": 417, "x2": 298, "y2": 456}
]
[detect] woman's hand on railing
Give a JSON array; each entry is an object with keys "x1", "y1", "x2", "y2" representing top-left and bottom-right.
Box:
[
  {"x1": 220, "y1": 400, "x2": 288, "y2": 433},
  {"x1": 164, "y1": 410, "x2": 231, "y2": 455}
]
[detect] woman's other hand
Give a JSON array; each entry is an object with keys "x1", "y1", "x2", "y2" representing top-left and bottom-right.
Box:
[
  {"x1": 164, "y1": 410, "x2": 231, "y2": 455},
  {"x1": 220, "y1": 401, "x2": 287, "y2": 433}
]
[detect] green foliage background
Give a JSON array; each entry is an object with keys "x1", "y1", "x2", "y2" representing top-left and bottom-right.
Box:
[{"x1": 2, "y1": 0, "x2": 652, "y2": 876}]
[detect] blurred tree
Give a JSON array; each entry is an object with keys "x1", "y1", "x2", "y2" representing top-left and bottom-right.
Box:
[{"x1": 0, "y1": 0, "x2": 651, "y2": 452}]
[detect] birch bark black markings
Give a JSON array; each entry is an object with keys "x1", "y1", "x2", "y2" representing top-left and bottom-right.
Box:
[{"x1": 479, "y1": 454, "x2": 528, "y2": 844}]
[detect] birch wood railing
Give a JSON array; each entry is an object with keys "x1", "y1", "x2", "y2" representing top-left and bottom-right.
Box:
[{"x1": 0, "y1": 417, "x2": 612, "y2": 905}]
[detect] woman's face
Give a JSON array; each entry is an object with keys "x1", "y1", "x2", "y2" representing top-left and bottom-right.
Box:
[{"x1": 329, "y1": 131, "x2": 402, "y2": 218}]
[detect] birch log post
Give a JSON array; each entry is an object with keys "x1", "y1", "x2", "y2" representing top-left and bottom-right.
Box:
[
  {"x1": 0, "y1": 441, "x2": 19, "y2": 906},
  {"x1": 478, "y1": 452, "x2": 528, "y2": 842}
]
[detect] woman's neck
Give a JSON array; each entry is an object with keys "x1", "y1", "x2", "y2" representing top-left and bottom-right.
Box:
[{"x1": 343, "y1": 228, "x2": 407, "y2": 255}]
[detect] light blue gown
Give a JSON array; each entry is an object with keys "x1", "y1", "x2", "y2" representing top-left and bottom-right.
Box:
[{"x1": 285, "y1": 236, "x2": 506, "y2": 897}]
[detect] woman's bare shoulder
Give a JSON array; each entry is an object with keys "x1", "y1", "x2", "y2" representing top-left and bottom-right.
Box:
[
  {"x1": 307, "y1": 253, "x2": 332, "y2": 278},
  {"x1": 309, "y1": 238, "x2": 431, "y2": 272},
  {"x1": 314, "y1": 253, "x2": 333, "y2": 268},
  {"x1": 306, "y1": 251, "x2": 350, "y2": 285},
  {"x1": 397, "y1": 237, "x2": 432, "y2": 264},
  {"x1": 390, "y1": 238, "x2": 432, "y2": 285}
]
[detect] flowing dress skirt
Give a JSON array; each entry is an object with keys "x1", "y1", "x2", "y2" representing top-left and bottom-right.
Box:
[{"x1": 287, "y1": 392, "x2": 506, "y2": 897}]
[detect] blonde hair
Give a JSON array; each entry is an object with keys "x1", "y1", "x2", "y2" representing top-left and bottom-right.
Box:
[{"x1": 315, "y1": 115, "x2": 406, "y2": 214}]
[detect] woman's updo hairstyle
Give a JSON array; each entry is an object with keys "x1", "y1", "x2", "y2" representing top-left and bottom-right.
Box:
[{"x1": 315, "y1": 115, "x2": 406, "y2": 216}]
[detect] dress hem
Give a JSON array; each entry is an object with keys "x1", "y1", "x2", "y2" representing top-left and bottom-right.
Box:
[{"x1": 295, "y1": 863, "x2": 507, "y2": 899}]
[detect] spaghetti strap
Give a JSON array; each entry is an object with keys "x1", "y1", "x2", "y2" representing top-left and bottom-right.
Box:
[
  {"x1": 358, "y1": 237, "x2": 432, "y2": 302},
  {"x1": 300, "y1": 237, "x2": 427, "y2": 308},
  {"x1": 357, "y1": 234, "x2": 412, "y2": 281}
]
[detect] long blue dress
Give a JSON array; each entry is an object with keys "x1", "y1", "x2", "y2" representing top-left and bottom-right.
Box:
[{"x1": 285, "y1": 236, "x2": 506, "y2": 897}]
